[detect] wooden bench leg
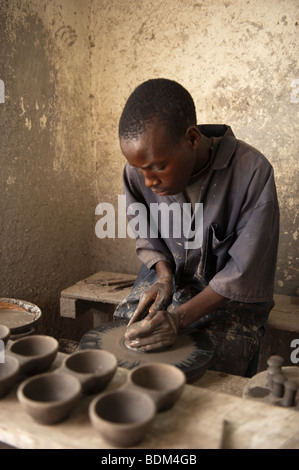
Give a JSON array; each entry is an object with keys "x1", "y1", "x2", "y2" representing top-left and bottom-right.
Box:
[
  {"x1": 60, "y1": 297, "x2": 77, "y2": 319},
  {"x1": 89, "y1": 303, "x2": 116, "y2": 327},
  {"x1": 60, "y1": 297, "x2": 116, "y2": 327}
]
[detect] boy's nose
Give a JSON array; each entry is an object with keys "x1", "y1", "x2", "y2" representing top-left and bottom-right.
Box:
[{"x1": 143, "y1": 171, "x2": 160, "y2": 188}]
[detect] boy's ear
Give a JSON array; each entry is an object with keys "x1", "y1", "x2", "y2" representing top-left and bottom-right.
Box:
[{"x1": 185, "y1": 126, "x2": 201, "y2": 149}]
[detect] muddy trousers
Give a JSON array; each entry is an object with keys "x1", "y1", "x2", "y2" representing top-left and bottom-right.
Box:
[{"x1": 114, "y1": 265, "x2": 274, "y2": 377}]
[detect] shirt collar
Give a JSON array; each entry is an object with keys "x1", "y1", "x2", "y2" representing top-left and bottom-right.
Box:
[{"x1": 198, "y1": 124, "x2": 237, "y2": 170}]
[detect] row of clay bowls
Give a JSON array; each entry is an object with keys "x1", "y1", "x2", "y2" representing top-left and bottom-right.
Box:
[
  {"x1": 0, "y1": 329, "x2": 60, "y2": 398},
  {"x1": 0, "y1": 326, "x2": 186, "y2": 447}
]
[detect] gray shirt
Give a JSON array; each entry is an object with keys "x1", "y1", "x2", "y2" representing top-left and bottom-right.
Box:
[{"x1": 123, "y1": 125, "x2": 279, "y2": 303}]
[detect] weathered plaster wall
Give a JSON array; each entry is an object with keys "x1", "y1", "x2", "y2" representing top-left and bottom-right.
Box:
[
  {"x1": 90, "y1": 0, "x2": 299, "y2": 295},
  {"x1": 0, "y1": 0, "x2": 298, "y2": 343},
  {"x1": 0, "y1": 0, "x2": 97, "y2": 337}
]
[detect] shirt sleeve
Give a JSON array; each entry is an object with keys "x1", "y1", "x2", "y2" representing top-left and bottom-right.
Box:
[
  {"x1": 136, "y1": 248, "x2": 171, "y2": 269},
  {"x1": 209, "y1": 164, "x2": 280, "y2": 303}
]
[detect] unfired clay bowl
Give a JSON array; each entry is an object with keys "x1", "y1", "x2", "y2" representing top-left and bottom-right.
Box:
[
  {"x1": 89, "y1": 388, "x2": 156, "y2": 447},
  {"x1": 0, "y1": 355, "x2": 20, "y2": 398},
  {"x1": 17, "y1": 372, "x2": 82, "y2": 425},
  {"x1": 7, "y1": 335, "x2": 58, "y2": 375},
  {"x1": 60, "y1": 349, "x2": 118, "y2": 394},
  {"x1": 127, "y1": 362, "x2": 186, "y2": 411},
  {"x1": 0, "y1": 324, "x2": 10, "y2": 344}
]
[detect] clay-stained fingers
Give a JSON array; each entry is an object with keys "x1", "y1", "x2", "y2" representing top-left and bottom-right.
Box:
[
  {"x1": 125, "y1": 314, "x2": 165, "y2": 340},
  {"x1": 128, "y1": 281, "x2": 172, "y2": 327},
  {"x1": 125, "y1": 311, "x2": 178, "y2": 352},
  {"x1": 148, "y1": 287, "x2": 169, "y2": 314},
  {"x1": 127, "y1": 309, "x2": 142, "y2": 327},
  {"x1": 127, "y1": 293, "x2": 151, "y2": 327},
  {"x1": 127, "y1": 282, "x2": 172, "y2": 327},
  {"x1": 124, "y1": 319, "x2": 153, "y2": 340},
  {"x1": 128, "y1": 330, "x2": 177, "y2": 352}
]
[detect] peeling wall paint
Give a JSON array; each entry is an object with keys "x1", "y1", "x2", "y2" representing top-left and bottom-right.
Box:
[{"x1": 90, "y1": 0, "x2": 299, "y2": 296}]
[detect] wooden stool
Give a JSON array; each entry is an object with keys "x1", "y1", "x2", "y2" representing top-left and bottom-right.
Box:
[{"x1": 60, "y1": 271, "x2": 136, "y2": 327}]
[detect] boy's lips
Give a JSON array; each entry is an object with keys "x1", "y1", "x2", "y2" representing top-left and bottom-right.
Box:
[{"x1": 152, "y1": 188, "x2": 168, "y2": 195}]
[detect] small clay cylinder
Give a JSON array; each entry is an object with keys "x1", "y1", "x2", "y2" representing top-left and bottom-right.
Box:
[
  {"x1": 267, "y1": 366, "x2": 282, "y2": 389},
  {"x1": 281, "y1": 381, "x2": 298, "y2": 407},
  {"x1": 266, "y1": 355, "x2": 284, "y2": 369},
  {"x1": 272, "y1": 374, "x2": 286, "y2": 398}
]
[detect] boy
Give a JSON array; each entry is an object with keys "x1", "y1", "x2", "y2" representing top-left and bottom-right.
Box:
[{"x1": 114, "y1": 78, "x2": 279, "y2": 377}]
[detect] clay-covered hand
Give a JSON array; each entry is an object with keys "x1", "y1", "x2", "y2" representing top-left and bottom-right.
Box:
[
  {"x1": 127, "y1": 279, "x2": 173, "y2": 327},
  {"x1": 124, "y1": 310, "x2": 180, "y2": 352}
]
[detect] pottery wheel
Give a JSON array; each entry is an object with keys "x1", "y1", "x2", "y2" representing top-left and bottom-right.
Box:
[{"x1": 79, "y1": 321, "x2": 214, "y2": 382}]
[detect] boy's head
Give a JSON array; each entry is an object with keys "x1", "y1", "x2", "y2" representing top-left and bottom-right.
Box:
[
  {"x1": 118, "y1": 78, "x2": 196, "y2": 143},
  {"x1": 119, "y1": 79, "x2": 204, "y2": 196}
]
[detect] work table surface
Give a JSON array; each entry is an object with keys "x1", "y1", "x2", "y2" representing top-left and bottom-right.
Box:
[{"x1": 0, "y1": 353, "x2": 298, "y2": 450}]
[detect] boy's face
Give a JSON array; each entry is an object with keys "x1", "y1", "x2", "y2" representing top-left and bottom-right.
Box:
[{"x1": 120, "y1": 123, "x2": 197, "y2": 196}]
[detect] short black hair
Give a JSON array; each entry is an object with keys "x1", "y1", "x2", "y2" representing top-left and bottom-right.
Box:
[{"x1": 118, "y1": 78, "x2": 197, "y2": 142}]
